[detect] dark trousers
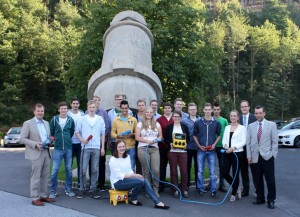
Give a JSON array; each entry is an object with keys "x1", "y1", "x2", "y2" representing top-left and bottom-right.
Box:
[
  {"x1": 251, "y1": 155, "x2": 276, "y2": 202},
  {"x1": 159, "y1": 148, "x2": 169, "y2": 191},
  {"x1": 216, "y1": 147, "x2": 226, "y2": 189},
  {"x1": 72, "y1": 143, "x2": 81, "y2": 185},
  {"x1": 187, "y1": 149, "x2": 198, "y2": 188},
  {"x1": 223, "y1": 152, "x2": 242, "y2": 195},
  {"x1": 240, "y1": 147, "x2": 250, "y2": 193},
  {"x1": 97, "y1": 142, "x2": 107, "y2": 188}
]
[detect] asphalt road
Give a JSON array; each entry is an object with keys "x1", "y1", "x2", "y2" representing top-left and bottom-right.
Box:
[{"x1": 0, "y1": 146, "x2": 299, "y2": 217}]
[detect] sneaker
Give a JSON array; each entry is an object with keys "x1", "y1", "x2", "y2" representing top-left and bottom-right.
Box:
[
  {"x1": 230, "y1": 195, "x2": 236, "y2": 202},
  {"x1": 210, "y1": 191, "x2": 218, "y2": 199},
  {"x1": 196, "y1": 190, "x2": 204, "y2": 197},
  {"x1": 49, "y1": 191, "x2": 57, "y2": 199},
  {"x1": 76, "y1": 190, "x2": 84, "y2": 199},
  {"x1": 173, "y1": 191, "x2": 179, "y2": 198},
  {"x1": 97, "y1": 185, "x2": 106, "y2": 192},
  {"x1": 236, "y1": 187, "x2": 242, "y2": 199},
  {"x1": 90, "y1": 190, "x2": 101, "y2": 199},
  {"x1": 65, "y1": 190, "x2": 75, "y2": 197},
  {"x1": 183, "y1": 191, "x2": 189, "y2": 198}
]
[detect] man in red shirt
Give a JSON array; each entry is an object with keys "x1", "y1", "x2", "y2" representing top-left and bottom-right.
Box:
[{"x1": 156, "y1": 102, "x2": 173, "y2": 192}]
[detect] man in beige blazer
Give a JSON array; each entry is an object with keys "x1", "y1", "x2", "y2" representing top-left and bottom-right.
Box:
[
  {"x1": 20, "y1": 103, "x2": 55, "y2": 206},
  {"x1": 246, "y1": 105, "x2": 278, "y2": 209}
]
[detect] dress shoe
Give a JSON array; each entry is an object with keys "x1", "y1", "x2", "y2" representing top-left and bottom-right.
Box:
[
  {"x1": 155, "y1": 204, "x2": 170, "y2": 210},
  {"x1": 129, "y1": 200, "x2": 143, "y2": 206},
  {"x1": 32, "y1": 200, "x2": 45, "y2": 206},
  {"x1": 39, "y1": 197, "x2": 55, "y2": 203},
  {"x1": 242, "y1": 191, "x2": 249, "y2": 197},
  {"x1": 253, "y1": 199, "x2": 265, "y2": 205},
  {"x1": 268, "y1": 201, "x2": 275, "y2": 209}
]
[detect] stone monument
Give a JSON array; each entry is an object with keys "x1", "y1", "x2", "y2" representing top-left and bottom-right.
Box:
[{"x1": 87, "y1": 10, "x2": 162, "y2": 109}]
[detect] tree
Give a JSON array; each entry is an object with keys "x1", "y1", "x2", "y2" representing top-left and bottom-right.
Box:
[
  {"x1": 247, "y1": 21, "x2": 280, "y2": 105},
  {"x1": 224, "y1": 13, "x2": 248, "y2": 109}
]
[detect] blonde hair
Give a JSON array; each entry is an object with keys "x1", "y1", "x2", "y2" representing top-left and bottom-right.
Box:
[{"x1": 141, "y1": 107, "x2": 157, "y2": 131}]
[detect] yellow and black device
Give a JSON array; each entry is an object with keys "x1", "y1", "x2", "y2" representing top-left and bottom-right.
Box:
[{"x1": 172, "y1": 133, "x2": 187, "y2": 149}]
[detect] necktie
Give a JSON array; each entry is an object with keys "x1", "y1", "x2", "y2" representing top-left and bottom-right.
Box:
[
  {"x1": 243, "y1": 116, "x2": 247, "y2": 126},
  {"x1": 257, "y1": 122, "x2": 262, "y2": 143}
]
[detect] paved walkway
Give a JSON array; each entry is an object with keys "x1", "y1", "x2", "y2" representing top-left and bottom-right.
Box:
[{"x1": 0, "y1": 190, "x2": 95, "y2": 217}]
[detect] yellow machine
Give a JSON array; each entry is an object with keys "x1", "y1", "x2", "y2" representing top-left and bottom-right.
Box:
[
  {"x1": 172, "y1": 133, "x2": 187, "y2": 149},
  {"x1": 109, "y1": 189, "x2": 129, "y2": 206}
]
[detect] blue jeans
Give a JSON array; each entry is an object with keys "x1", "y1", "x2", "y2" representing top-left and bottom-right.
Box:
[
  {"x1": 50, "y1": 149, "x2": 73, "y2": 192},
  {"x1": 127, "y1": 148, "x2": 136, "y2": 171},
  {"x1": 197, "y1": 151, "x2": 216, "y2": 192},
  {"x1": 72, "y1": 143, "x2": 81, "y2": 185},
  {"x1": 80, "y1": 148, "x2": 100, "y2": 191},
  {"x1": 114, "y1": 177, "x2": 160, "y2": 204}
]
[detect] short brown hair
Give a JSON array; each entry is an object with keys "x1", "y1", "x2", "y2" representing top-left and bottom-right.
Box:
[
  {"x1": 57, "y1": 102, "x2": 68, "y2": 109},
  {"x1": 174, "y1": 98, "x2": 183, "y2": 104},
  {"x1": 33, "y1": 103, "x2": 44, "y2": 111},
  {"x1": 136, "y1": 99, "x2": 146, "y2": 106},
  {"x1": 162, "y1": 102, "x2": 172, "y2": 109},
  {"x1": 172, "y1": 110, "x2": 182, "y2": 117},
  {"x1": 204, "y1": 103, "x2": 212, "y2": 108}
]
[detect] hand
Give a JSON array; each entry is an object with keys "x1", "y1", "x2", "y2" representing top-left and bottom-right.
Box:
[
  {"x1": 107, "y1": 141, "x2": 112, "y2": 148},
  {"x1": 117, "y1": 134, "x2": 123, "y2": 139},
  {"x1": 211, "y1": 144, "x2": 216, "y2": 151},
  {"x1": 35, "y1": 143, "x2": 43, "y2": 150},
  {"x1": 248, "y1": 158, "x2": 252, "y2": 164},
  {"x1": 226, "y1": 148, "x2": 233, "y2": 154},
  {"x1": 198, "y1": 145, "x2": 205, "y2": 151},
  {"x1": 134, "y1": 174, "x2": 143, "y2": 178},
  {"x1": 100, "y1": 149, "x2": 105, "y2": 156},
  {"x1": 82, "y1": 140, "x2": 88, "y2": 145}
]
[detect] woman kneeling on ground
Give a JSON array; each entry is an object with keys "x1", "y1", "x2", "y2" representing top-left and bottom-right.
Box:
[{"x1": 109, "y1": 139, "x2": 170, "y2": 209}]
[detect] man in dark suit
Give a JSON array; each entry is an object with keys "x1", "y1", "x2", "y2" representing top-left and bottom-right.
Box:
[
  {"x1": 20, "y1": 103, "x2": 55, "y2": 206},
  {"x1": 239, "y1": 100, "x2": 257, "y2": 197},
  {"x1": 246, "y1": 105, "x2": 278, "y2": 209}
]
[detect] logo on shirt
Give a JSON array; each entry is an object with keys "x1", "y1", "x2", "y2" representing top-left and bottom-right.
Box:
[{"x1": 128, "y1": 120, "x2": 133, "y2": 126}]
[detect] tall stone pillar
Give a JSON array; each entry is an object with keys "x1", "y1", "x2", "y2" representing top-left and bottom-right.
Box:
[{"x1": 87, "y1": 11, "x2": 162, "y2": 109}]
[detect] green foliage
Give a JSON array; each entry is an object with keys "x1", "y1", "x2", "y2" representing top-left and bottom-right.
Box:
[{"x1": 1, "y1": 0, "x2": 300, "y2": 126}]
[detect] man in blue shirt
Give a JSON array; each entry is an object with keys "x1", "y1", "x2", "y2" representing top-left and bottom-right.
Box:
[
  {"x1": 193, "y1": 103, "x2": 221, "y2": 198},
  {"x1": 182, "y1": 103, "x2": 200, "y2": 189}
]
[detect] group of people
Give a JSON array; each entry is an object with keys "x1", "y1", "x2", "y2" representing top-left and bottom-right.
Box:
[{"x1": 20, "y1": 95, "x2": 278, "y2": 210}]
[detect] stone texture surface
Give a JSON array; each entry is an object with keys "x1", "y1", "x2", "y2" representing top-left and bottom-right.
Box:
[{"x1": 88, "y1": 11, "x2": 162, "y2": 109}]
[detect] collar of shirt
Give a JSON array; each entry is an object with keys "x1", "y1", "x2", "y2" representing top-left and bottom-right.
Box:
[{"x1": 35, "y1": 117, "x2": 44, "y2": 124}]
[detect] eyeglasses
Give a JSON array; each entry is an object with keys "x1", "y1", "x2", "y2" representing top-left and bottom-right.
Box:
[
  {"x1": 115, "y1": 98, "x2": 123, "y2": 101},
  {"x1": 240, "y1": 106, "x2": 249, "y2": 108},
  {"x1": 173, "y1": 116, "x2": 181, "y2": 118}
]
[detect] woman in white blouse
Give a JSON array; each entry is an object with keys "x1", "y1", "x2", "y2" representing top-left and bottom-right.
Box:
[
  {"x1": 135, "y1": 107, "x2": 162, "y2": 198},
  {"x1": 222, "y1": 110, "x2": 246, "y2": 202},
  {"x1": 109, "y1": 139, "x2": 169, "y2": 209}
]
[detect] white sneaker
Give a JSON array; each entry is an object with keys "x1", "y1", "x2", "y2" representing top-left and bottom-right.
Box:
[
  {"x1": 230, "y1": 195, "x2": 236, "y2": 202},
  {"x1": 49, "y1": 191, "x2": 57, "y2": 199},
  {"x1": 65, "y1": 190, "x2": 75, "y2": 197}
]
